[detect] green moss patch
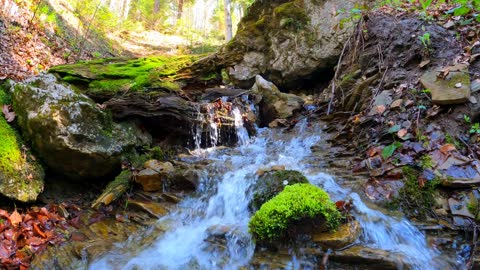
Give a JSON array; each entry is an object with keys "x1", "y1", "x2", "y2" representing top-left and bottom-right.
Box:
[
  {"x1": 0, "y1": 116, "x2": 22, "y2": 176},
  {"x1": 249, "y1": 183, "x2": 341, "y2": 241},
  {"x1": 49, "y1": 54, "x2": 206, "y2": 99},
  {"x1": 0, "y1": 89, "x2": 44, "y2": 202},
  {"x1": 387, "y1": 167, "x2": 440, "y2": 219},
  {"x1": 273, "y1": 1, "x2": 309, "y2": 30}
]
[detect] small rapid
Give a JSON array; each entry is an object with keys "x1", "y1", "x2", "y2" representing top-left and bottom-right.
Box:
[{"x1": 90, "y1": 114, "x2": 458, "y2": 269}]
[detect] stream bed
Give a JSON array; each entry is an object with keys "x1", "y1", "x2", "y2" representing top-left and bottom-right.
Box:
[{"x1": 89, "y1": 117, "x2": 462, "y2": 270}]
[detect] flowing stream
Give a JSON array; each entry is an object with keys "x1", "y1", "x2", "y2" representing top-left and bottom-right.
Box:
[{"x1": 90, "y1": 105, "x2": 459, "y2": 269}]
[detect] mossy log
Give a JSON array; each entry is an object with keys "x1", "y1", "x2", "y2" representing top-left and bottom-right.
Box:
[{"x1": 91, "y1": 170, "x2": 131, "y2": 209}]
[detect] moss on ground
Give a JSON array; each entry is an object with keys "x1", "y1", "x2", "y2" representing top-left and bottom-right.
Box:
[
  {"x1": 387, "y1": 166, "x2": 439, "y2": 219},
  {"x1": 49, "y1": 54, "x2": 206, "y2": 98},
  {"x1": 249, "y1": 183, "x2": 341, "y2": 241}
]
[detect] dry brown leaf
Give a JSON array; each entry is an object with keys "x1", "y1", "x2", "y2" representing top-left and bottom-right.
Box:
[
  {"x1": 440, "y1": 143, "x2": 456, "y2": 154},
  {"x1": 9, "y1": 210, "x2": 22, "y2": 227},
  {"x1": 376, "y1": 105, "x2": 386, "y2": 115},
  {"x1": 397, "y1": 129, "x2": 408, "y2": 138}
]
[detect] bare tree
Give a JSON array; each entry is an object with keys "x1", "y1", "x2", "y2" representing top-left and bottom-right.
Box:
[
  {"x1": 177, "y1": 0, "x2": 184, "y2": 19},
  {"x1": 224, "y1": 0, "x2": 232, "y2": 41}
]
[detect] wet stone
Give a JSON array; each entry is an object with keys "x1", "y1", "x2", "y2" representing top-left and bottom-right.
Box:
[
  {"x1": 135, "y1": 168, "x2": 165, "y2": 192},
  {"x1": 312, "y1": 220, "x2": 360, "y2": 249},
  {"x1": 472, "y1": 79, "x2": 480, "y2": 93},
  {"x1": 127, "y1": 199, "x2": 169, "y2": 218},
  {"x1": 420, "y1": 64, "x2": 471, "y2": 105},
  {"x1": 331, "y1": 246, "x2": 402, "y2": 270}
]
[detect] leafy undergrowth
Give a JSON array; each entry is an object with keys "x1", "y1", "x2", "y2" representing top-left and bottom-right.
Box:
[{"x1": 0, "y1": 205, "x2": 67, "y2": 269}]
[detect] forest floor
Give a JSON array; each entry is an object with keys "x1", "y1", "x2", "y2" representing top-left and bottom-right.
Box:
[{"x1": 0, "y1": 0, "x2": 215, "y2": 80}]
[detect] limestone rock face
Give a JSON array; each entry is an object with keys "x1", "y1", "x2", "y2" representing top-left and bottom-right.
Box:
[
  {"x1": 11, "y1": 74, "x2": 145, "y2": 179},
  {"x1": 251, "y1": 75, "x2": 304, "y2": 126},
  {"x1": 223, "y1": 0, "x2": 360, "y2": 88},
  {"x1": 420, "y1": 64, "x2": 471, "y2": 105}
]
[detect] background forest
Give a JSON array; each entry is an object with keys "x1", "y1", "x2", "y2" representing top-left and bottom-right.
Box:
[{"x1": 0, "y1": 0, "x2": 253, "y2": 80}]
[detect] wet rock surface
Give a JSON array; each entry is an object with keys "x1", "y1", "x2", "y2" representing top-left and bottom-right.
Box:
[
  {"x1": 330, "y1": 246, "x2": 401, "y2": 270},
  {"x1": 312, "y1": 220, "x2": 360, "y2": 249}
]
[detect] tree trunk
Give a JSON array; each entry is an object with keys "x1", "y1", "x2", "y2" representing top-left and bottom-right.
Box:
[
  {"x1": 122, "y1": 0, "x2": 131, "y2": 20},
  {"x1": 224, "y1": 0, "x2": 233, "y2": 41},
  {"x1": 177, "y1": 0, "x2": 184, "y2": 19},
  {"x1": 154, "y1": 0, "x2": 161, "y2": 13}
]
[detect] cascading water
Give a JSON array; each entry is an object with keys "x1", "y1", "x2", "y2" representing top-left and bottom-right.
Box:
[{"x1": 90, "y1": 107, "x2": 459, "y2": 269}]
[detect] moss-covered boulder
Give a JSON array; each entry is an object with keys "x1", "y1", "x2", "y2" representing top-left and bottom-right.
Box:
[
  {"x1": 0, "y1": 89, "x2": 44, "y2": 202},
  {"x1": 11, "y1": 74, "x2": 147, "y2": 180},
  {"x1": 249, "y1": 183, "x2": 341, "y2": 241},
  {"x1": 251, "y1": 169, "x2": 308, "y2": 211}
]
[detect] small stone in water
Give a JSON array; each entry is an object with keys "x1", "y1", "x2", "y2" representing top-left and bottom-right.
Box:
[{"x1": 455, "y1": 83, "x2": 462, "y2": 88}]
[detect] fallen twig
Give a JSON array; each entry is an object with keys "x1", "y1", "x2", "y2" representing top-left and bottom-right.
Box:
[{"x1": 327, "y1": 36, "x2": 351, "y2": 115}]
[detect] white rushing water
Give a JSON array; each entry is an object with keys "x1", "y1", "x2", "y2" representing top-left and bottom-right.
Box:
[{"x1": 91, "y1": 118, "x2": 457, "y2": 270}]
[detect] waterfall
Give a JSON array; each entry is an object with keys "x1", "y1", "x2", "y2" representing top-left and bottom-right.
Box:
[{"x1": 90, "y1": 116, "x2": 459, "y2": 270}]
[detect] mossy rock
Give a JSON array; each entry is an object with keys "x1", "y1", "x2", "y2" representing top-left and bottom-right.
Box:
[
  {"x1": 273, "y1": 0, "x2": 309, "y2": 30},
  {"x1": 251, "y1": 169, "x2": 308, "y2": 211},
  {"x1": 0, "y1": 89, "x2": 44, "y2": 202},
  {"x1": 11, "y1": 74, "x2": 144, "y2": 179},
  {"x1": 49, "y1": 54, "x2": 207, "y2": 100},
  {"x1": 249, "y1": 183, "x2": 341, "y2": 241}
]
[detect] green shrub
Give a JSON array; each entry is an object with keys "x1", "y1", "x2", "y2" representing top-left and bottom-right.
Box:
[{"x1": 249, "y1": 183, "x2": 341, "y2": 241}]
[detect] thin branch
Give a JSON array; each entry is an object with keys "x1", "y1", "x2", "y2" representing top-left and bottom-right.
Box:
[
  {"x1": 77, "y1": 1, "x2": 102, "y2": 57},
  {"x1": 28, "y1": 0, "x2": 43, "y2": 29},
  {"x1": 327, "y1": 36, "x2": 351, "y2": 115}
]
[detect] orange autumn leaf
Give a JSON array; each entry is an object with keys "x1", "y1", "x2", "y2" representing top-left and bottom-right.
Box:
[
  {"x1": 33, "y1": 223, "x2": 46, "y2": 238},
  {"x1": 440, "y1": 143, "x2": 456, "y2": 154},
  {"x1": 9, "y1": 210, "x2": 22, "y2": 227}
]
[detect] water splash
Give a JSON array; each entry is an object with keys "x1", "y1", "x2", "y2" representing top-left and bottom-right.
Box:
[
  {"x1": 91, "y1": 120, "x2": 457, "y2": 270},
  {"x1": 232, "y1": 107, "x2": 249, "y2": 146}
]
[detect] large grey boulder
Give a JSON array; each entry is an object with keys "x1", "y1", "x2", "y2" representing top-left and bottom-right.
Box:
[
  {"x1": 11, "y1": 74, "x2": 146, "y2": 179},
  {"x1": 222, "y1": 0, "x2": 360, "y2": 88}
]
